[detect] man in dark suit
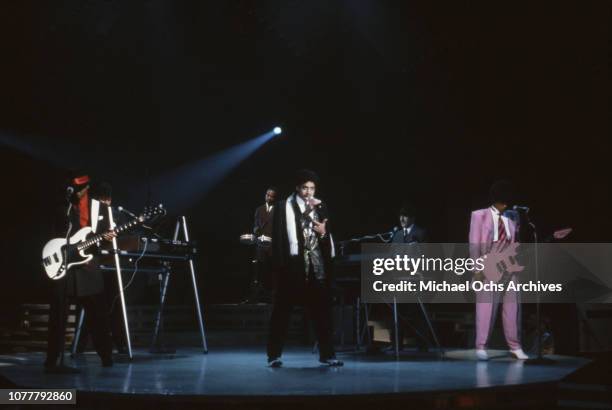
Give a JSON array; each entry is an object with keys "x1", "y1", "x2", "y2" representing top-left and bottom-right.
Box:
[
  {"x1": 243, "y1": 187, "x2": 277, "y2": 303},
  {"x1": 253, "y1": 187, "x2": 277, "y2": 238},
  {"x1": 45, "y1": 172, "x2": 114, "y2": 372},
  {"x1": 388, "y1": 205, "x2": 430, "y2": 352},
  {"x1": 267, "y1": 170, "x2": 342, "y2": 367},
  {"x1": 391, "y1": 204, "x2": 426, "y2": 244}
]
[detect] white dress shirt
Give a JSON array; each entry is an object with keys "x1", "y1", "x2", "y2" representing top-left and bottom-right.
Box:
[
  {"x1": 490, "y1": 206, "x2": 511, "y2": 241},
  {"x1": 402, "y1": 224, "x2": 414, "y2": 237}
]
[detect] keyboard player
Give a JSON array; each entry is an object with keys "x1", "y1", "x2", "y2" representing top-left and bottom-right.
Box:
[{"x1": 387, "y1": 204, "x2": 429, "y2": 352}]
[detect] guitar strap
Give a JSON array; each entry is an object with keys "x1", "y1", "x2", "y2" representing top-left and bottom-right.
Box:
[
  {"x1": 78, "y1": 192, "x2": 89, "y2": 228},
  {"x1": 90, "y1": 199, "x2": 100, "y2": 233}
]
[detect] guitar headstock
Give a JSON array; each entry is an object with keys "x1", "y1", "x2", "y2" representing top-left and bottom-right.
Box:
[{"x1": 139, "y1": 204, "x2": 167, "y2": 222}]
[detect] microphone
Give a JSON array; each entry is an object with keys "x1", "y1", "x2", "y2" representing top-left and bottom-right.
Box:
[
  {"x1": 65, "y1": 186, "x2": 74, "y2": 199},
  {"x1": 513, "y1": 205, "x2": 530, "y2": 213},
  {"x1": 117, "y1": 206, "x2": 138, "y2": 219},
  {"x1": 387, "y1": 226, "x2": 400, "y2": 236},
  {"x1": 307, "y1": 196, "x2": 322, "y2": 208}
]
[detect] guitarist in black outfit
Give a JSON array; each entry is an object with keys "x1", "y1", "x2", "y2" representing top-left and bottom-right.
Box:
[
  {"x1": 45, "y1": 173, "x2": 115, "y2": 372},
  {"x1": 75, "y1": 181, "x2": 127, "y2": 354}
]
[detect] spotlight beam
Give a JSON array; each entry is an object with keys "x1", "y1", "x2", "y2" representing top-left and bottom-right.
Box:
[{"x1": 141, "y1": 129, "x2": 279, "y2": 212}]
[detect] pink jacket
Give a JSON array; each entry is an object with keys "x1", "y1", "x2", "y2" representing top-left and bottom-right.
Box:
[{"x1": 469, "y1": 208, "x2": 518, "y2": 259}]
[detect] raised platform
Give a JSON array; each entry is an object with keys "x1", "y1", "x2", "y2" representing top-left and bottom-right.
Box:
[{"x1": 0, "y1": 348, "x2": 589, "y2": 409}]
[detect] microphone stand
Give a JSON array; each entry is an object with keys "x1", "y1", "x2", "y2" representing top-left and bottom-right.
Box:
[
  {"x1": 525, "y1": 211, "x2": 555, "y2": 365},
  {"x1": 341, "y1": 231, "x2": 395, "y2": 245},
  {"x1": 53, "y1": 195, "x2": 80, "y2": 373}
]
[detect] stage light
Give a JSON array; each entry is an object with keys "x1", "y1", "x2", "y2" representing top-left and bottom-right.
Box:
[{"x1": 273, "y1": 126, "x2": 282, "y2": 135}]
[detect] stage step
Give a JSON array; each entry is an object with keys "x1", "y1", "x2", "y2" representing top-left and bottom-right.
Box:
[
  {"x1": 558, "y1": 383, "x2": 612, "y2": 409},
  {"x1": 558, "y1": 400, "x2": 612, "y2": 410},
  {"x1": 3, "y1": 303, "x2": 470, "y2": 351},
  {"x1": 1, "y1": 303, "x2": 312, "y2": 351}
]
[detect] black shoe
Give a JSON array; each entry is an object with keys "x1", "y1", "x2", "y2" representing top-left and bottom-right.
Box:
[
  {"x1": 267, "y1": 358, "x2": 282, "y2": 368},
  {"x1": 320, "y1": 358, "x2": 344, "y2": 367},
  {"x1": 44, "y1": 365, "x2": 80, "y2": 374}
]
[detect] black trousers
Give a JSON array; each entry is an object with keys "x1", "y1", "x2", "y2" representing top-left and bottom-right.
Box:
[
  {"x1": 255, "y1": 246, "x2": 275, "y2": 291},
  {"x1": 267, "y1": 266, "x2": 335, "y2": 361},
  {"x1": 46, "y1": 279, "x2": 113, "y2": 366},
  {"x1": 77, "y1": 272, "x2": 126, "y2": 352}
]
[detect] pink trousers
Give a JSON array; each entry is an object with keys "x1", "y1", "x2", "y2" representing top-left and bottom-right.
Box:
[{"x1": 475, "y1": 282, "x2": 521, "y2": 350}]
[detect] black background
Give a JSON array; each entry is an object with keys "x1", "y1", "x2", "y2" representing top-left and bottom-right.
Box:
[{"x1": 0, "y1": 1, "x2": 609, "y2": 310}]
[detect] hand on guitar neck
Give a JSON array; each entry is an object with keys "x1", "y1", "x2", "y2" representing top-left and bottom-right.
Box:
[{"x1": 101, "y1": 231, "x2": 117, "y2": 242}]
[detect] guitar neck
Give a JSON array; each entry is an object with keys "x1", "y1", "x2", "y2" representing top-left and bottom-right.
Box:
[{"x1": 76, "y1": 218, "x2": 143, "y2": 251}]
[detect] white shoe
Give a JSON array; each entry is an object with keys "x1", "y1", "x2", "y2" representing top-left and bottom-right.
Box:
[
  {"x1": 510, "y1": 348, "x2": 528, "y2": 360},
  {"x1": 476, "y1": 349, "x2": 489, "y2": 361}
]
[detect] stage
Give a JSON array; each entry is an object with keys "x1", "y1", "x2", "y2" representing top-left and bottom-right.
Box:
[{"x1": 0, "y1": 348, "x2": 590, "y2": 409}]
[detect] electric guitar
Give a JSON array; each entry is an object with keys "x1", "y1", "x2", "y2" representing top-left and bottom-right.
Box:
[
  {"x1": 483, "y1": 228, "x2": 572, "y2": 283},
  {"x1": 42, "y1": 205, "x2": 166, "y2": 280}
]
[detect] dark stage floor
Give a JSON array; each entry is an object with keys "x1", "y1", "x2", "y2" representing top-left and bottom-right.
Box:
[{"x1": 0, "y1": 348, "x2": 588, "y2": 399}]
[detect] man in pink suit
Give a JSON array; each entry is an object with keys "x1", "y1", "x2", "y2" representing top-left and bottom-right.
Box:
[{"x1": 469, "y1": 181, "x2": 528, "y2": 361}]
